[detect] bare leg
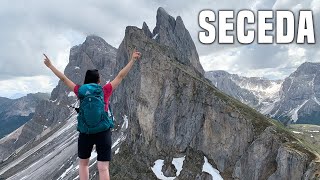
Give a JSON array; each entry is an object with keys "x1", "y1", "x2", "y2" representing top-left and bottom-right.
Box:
[
  {"x1": 97, "y1": 161, "x2": 110, "y2": 180},
  {"x1": 79, "y1": 158, "x2": 90, "y2": 180}
]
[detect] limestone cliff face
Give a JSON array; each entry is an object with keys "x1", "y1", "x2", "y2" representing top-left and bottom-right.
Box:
[{"x1": 109, "y1": 8, "x2": 320, "y2": 180}]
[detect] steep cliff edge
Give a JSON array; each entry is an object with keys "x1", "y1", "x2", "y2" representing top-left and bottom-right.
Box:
[{"x1": 108, "y1": 8, "x2": 320, "y2": 180}]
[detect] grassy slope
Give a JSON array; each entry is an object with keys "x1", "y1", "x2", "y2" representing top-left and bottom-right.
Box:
[{"x1": 288, "y1": 124, "x2": 320, "y2": 158}]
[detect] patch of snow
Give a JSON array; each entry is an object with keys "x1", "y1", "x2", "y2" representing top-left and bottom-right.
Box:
[
  {"x1": 311, "y1": 134, "x2": 314, "y2": 138},
  {"x1": 111, "y1": 115, "x2": 129, "y2": 149},
  {"x1": 172, "y1": 156, "x2": 185, "y2": 177},
  {"x1": 313, "y1": 97, "x2": 320, "y2": 106},
  {"x1": 308, "y1": 130, "x2": 319, "y2": 133},
  {"x1": 20, "y1": 175, "x2": 30, "y2": 180},
  {"x1": 202, "y1": 156, "x2": 223, "y2": 180},
  {"x1": 150, "y1": 156, "x2": 185, "y2": 179},
  {"x1": 111, "y1": 135, "x2": 126, "y2": 149},
  {"x1": 292, "y1": 131, "x2": 303, "y2": 134},
  {"x1": 58, "y1": 164, "x2": 73, "y2": 180},
  {"x1": 68, "y1": 92, "x2": 76, "y2": 97},
  {"x1": 50, "y1": 99, "x2": 57, "y2": 103},
  {"x1": 289, "y1": 100, "x2": 309, "y2": 122},
  {"x1": 91, "y1": 150, "x2": 97, "y2": 159},
  {"x1": 151, "y1": 159, "x2": 175, "y2": 180},
  {"x1": 286, "y1": 78, "x2": 293, "y2": 91},
  {"x1": 152, "y1": 33, "x2": 159, "y2": 40},
  {"x1": 122, "y1": 115, "x2": 129, "y2": 129},
  {"x1": 75, "y1": 66, "x2": 80, "y2": 69},
  {"x1": 115, "y1": 148, "x2": 120, "y2": 154}
]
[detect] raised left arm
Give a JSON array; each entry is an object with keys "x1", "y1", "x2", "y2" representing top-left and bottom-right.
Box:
[{"x1": 43, "y1": 54, "x2": 76, "y2": 91}]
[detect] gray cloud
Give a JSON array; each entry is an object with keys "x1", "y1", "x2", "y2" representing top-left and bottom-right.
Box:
[{"x1": 0, "y1": 0, "x2": 157, "y2": 80}]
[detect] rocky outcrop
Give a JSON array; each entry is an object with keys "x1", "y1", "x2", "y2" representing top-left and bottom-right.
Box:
[
  {"x1": 196, "y1": 172, "x2": 214, "y2": 180},
  {"x1": 268, "y1": 146, "x2": 312, "y2": 180}
]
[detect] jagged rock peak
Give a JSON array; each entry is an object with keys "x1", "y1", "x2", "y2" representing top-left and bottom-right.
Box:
[
  {"x1": 153, "y1": 7, "x2": 176, "y2": 35},
  {"x1": 151, "y1": 7, "x2": 205, "y2": 75},
  {"x1": 69, "y1": 35, "x2": 117, "y2": 58},
  {"x1": 83, "y1": 35, "x2": 116, "y2": 50},
  {"x1": 142, "y1": 22, "x2": 153, "y2": 38}
]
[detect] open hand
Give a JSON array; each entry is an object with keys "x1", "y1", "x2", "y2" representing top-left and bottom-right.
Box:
[
  {"x1": 131, "y1": 48, "x2": 141, "y2": 61},
  {"x1": 43, "y1": 54, "x2": 52, "y2": 68}
]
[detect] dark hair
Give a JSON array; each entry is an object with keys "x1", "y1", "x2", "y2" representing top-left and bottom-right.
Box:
[{"x1": 84, "y1": 69, "x2": 100, "y2": 84}]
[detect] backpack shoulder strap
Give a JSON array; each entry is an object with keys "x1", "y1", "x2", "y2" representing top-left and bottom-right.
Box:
[{"x1": 108, "y1": 102, "x2": 114, "y2": 121}]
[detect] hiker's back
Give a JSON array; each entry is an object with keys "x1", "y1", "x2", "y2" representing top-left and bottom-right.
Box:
[{"x1": 77, "y1": 83, "x2": 113, "y2": 134}]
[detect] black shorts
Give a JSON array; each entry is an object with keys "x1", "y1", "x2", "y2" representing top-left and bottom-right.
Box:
[{"x1": 78, "y1": 129, "x2": 112, "y2": 161}]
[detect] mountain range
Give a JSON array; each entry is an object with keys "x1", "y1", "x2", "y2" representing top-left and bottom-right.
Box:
[{"x1": 206, "y1": 62, "x2": 320, "y2": 125}]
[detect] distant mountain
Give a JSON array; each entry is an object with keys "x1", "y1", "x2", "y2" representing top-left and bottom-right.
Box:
[
  {"x1": 270, "y1": 62, "x2": 320, "y2": 125},
  {"x1": 205, "y1": 62, "x2": 320, "y2": 125},
  {"x1": 0, "y1": 93, "x2": 50, "y2": 138},
  {"x1": 9, "y1": 93, "x2": 28, "y2": 99},
  {"x1": 205, "y1": 70, "x2": 283, "y2": 113}
]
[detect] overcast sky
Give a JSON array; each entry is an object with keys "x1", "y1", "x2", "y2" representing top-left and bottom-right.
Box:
[{"x1": 0, "y1": 0, "x2": 319, "y2": 98}]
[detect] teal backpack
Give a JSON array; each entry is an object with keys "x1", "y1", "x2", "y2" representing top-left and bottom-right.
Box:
[{"x1": 77, "y1": 83, "x2": 114, "y2": 134}]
